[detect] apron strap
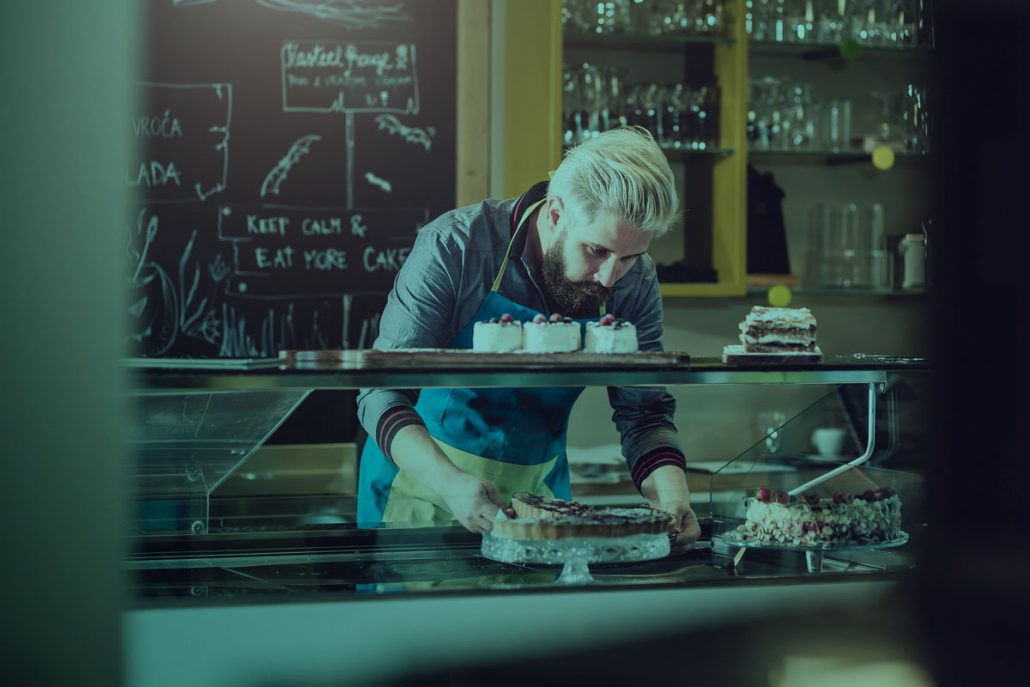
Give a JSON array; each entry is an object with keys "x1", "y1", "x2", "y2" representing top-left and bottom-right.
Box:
[
  {"x1": 494, "y1": 197, "x2": 611, "y2": 317},
  {"x1": 492, "y1": 198, "x2": 546, "y2": 293}
]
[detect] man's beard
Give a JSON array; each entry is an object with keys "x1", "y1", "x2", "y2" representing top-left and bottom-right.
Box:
[{"x1": 541, "y1": 242, "x2": 612, "y2": 316}]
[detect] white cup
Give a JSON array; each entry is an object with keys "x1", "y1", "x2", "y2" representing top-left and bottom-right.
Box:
[{"x1": 811, "y1": 427, "x2": 846, "y2": 458}]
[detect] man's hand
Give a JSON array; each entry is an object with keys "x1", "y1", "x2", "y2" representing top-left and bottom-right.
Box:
[
  {"x1": 438, "y1": 472, "x2": 509, "y2": 534},
  {"x1": 662, "y1": 503, "x2": 701, "y2": 551},
  {"x1": 641, "y1": 464, "x2": 700, "y2": 551},
  {"x1": 390, "y1": 424, "x2": 515, "y2": 532}
]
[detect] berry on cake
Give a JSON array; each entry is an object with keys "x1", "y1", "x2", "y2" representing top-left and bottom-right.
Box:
[
  {"x1": 523, "y1": 313, "x2": 581, "y2": 353},
  {"x1": 738, "y1": 306, "x2": 817, "y2": 353},
  {"x1": 472, "y1": 312, "x2": 523, "y2": 352},
  {"x1": 733, "y1": 484, "x2": 903, "y2": 547},
  {"x1": 584, "y1": 314, "x2": 639, "y2": 354}
]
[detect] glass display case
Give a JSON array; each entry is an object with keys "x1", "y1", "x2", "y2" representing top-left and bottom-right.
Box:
[
  {"x1": 707, "y1": 375, "x2": 926, "y2": 573},
  {"x1": 128, "y1": 388, "x2": 309, "y2": 534},
  {"x1": 127, "y1": 356, "x2": 928, "y2": 600}
]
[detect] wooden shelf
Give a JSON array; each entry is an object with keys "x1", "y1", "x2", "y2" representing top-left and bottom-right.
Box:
[{"x1": 565, "y1": 32, "x2": 736, "y2": 50}]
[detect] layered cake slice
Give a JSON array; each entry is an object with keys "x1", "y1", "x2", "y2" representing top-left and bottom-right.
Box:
[
  {"x1": 584, "y1": 314, "x2": 638, "y2": 353},
  {"x1": 523, "y1": 313, "x2": 581, "y2": 353},
  {"x1": 738, "y1": 306, "x2": 817, "y2": 353},
  {"x1": 472, "y1": 313, "x2": 523, "y2": 352}
]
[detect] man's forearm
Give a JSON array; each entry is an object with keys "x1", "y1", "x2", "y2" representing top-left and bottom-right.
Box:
[
  {"x1": 640, "y1": 464, "x2": 691, "y2": 506},
  {"x1": 388, "y1": 424, "x2": 466, "y2": 496}
]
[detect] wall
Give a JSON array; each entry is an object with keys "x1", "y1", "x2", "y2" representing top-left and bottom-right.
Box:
[{"x1": 1, "y1": 3, "x2": 135, "y2": 686}]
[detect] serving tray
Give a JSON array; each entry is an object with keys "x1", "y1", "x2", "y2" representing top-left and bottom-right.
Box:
[
  {"x1": 722, "y1": 344, "x2": 823, "y2": 365},
  {"x1": 282, "y1": 348, "x2": 690, "y2": 369}
]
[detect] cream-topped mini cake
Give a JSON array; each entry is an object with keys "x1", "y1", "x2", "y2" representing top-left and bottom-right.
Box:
[
  {"x1": 523, "y1": 313, "x2": 581, "y2": 353},
  {"x1": 472, "y1": 313, "x2": 523, "y2": 352},
  {"x1": 584, "y1": 314, "x2": 638, "y2": 353}
]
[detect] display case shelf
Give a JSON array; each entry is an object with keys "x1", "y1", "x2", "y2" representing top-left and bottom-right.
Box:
[
  {"x1": 130, "y1": 359, "x2": 920, "y2": 393},
  {"x1": 748, "y1": 149, "x2": 929, "y2": 166},
  {"x1": 662, "y1": 145, "x2": 736, "y2": 159},
  {"x1": 744, "y1": 286, "x2": 928, "y2": 298}
]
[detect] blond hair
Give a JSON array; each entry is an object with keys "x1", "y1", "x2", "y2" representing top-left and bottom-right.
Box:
[{"x1": 547, "y1": 126, "x2": 679, "y2": 236}]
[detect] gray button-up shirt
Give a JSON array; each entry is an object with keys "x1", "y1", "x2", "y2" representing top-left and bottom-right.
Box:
[{"x1": 357, "y1": 191, "x2": 684, "y2": 480}]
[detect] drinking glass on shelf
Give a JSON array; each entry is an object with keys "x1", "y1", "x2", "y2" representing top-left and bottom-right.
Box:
[
  {"x1": 694, "y1": 85, "x2": 719, "y2": 148},
  {"x1": 584, "y1": 0, "x2": 631, "y2": 35},
  {"x1": 771, "y1": 0, "x2": 788, "y2": 42},
  {"x1": 901, "y1": 83, "x2": 929, "y2": 153},
  {"x1": 601, "y1": 65, "x2": 628, "y2": 132},
  {"x1": 840, "y1": 202, "x2": 862, "y2": 288},
  {"x1": 695, "y1": 0, "x2": 725, "y2": 35},
  {"x1": 810, "y1": 203, "x2": 846, "y2": 287},
  {"x1": 823, "y1": 98, "x2": 852, "y2": 151},
  {"x1": 750, "y1": 0, "x2": 774, "y2": 40},
  {"x1": 786, "y1": 83, "x2": 816, "y2": 148},
  {"x1": 787, "y1": 0, "x2": 816, "y2": 42},
  {"x1": 814, "y1": 0, "x2": 847, "y2": 43},
  {"x1": 660, "y1": 84, "x2": 688, "y2": 148},
  {"x1": 867, "y1": 203, "x2": 890, "y2": 289},
  {"x1": 884, "y1": 0, "x2": 918, "y2": 46},
  {"x1": 870, "y1": 89, "x2": 901, "y2": 145}
]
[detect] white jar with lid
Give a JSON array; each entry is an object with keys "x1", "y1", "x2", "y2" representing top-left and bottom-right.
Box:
[{"x1": 899, "y1": 233, "x2": 926, "y2": 289}]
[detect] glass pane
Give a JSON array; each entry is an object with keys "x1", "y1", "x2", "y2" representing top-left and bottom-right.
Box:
[{"x1": 127, "y1": 389, "x2": 309, "y2": 534}]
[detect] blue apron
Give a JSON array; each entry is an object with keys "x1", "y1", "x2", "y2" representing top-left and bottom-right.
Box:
[{"x1": 357, "y1": 199, "x2": 603, "y2": 526}]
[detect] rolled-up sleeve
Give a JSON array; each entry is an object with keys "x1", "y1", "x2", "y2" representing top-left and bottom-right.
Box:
[
  {"x1": 356, "y1": 224, "x2": 464, "y2": 456},
  {"x1": 608, "y1": 259, "x2": 686, "y2": 491}
]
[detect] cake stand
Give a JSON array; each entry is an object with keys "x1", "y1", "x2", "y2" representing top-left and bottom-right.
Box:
[
  {"x1": 715, "y1": 530, "x2": 909, "y2": 573},
  {"x1": 481, "y1": 531, "x2": 671, "y2": 585}
]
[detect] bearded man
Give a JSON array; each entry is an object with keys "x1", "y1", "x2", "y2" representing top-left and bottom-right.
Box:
[{"x1": 356, "y1": 127, "x2": 699, "y2": 550}]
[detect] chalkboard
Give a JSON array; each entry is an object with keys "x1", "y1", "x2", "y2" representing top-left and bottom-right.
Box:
[{"x1": 128, "y1": 0, "x2": 456, "y2": 357}]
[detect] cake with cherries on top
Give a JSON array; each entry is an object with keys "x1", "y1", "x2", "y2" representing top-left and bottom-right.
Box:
[
  {"x1": 522, "y1": 313, "x2": 581, "y2": 353},
  {"x1": 733, "y1": 486, "x2": 903, "y2": 547},
  {"x1": 472, "y1": 313, "x2": 523, "y2": 352},
  {"x1": 584, "y1": 314, "x2": 638, "y2": 353}
]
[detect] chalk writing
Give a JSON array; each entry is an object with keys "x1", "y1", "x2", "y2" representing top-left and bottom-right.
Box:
[
  {"x1": 127, "y1": 207, "x2": 224, "y2": 354},
  {"x1": 131, "y1": 0, "x2": 456, "y2": 357},
  {"x1": 128, "y1": 82, "x2": 232, "y2": 203},
  {"x1": 260, "y1": 134, "x2": 321, "y2": 197},
  {"x1": 350, "y1": 214, "x2": 367, "y2": 237},
  {"x1": 282, "y1": 41, "x2": 418, "y2": 114},
  {"x1": 132, "y1": 109, "x2": 184, "y2": 139},
  {"x1": 218, "y1": 205, "x2": 425, "y2": 296},
  {"x1": 256, "y1": 0, "x2": 411, "y2": 29},
  {"x1": 364, "y1": 171, "x2": 392, "y2": 193},
  {"x1": 375, "y1": 114, "x2": 435, "y2": 151}
]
